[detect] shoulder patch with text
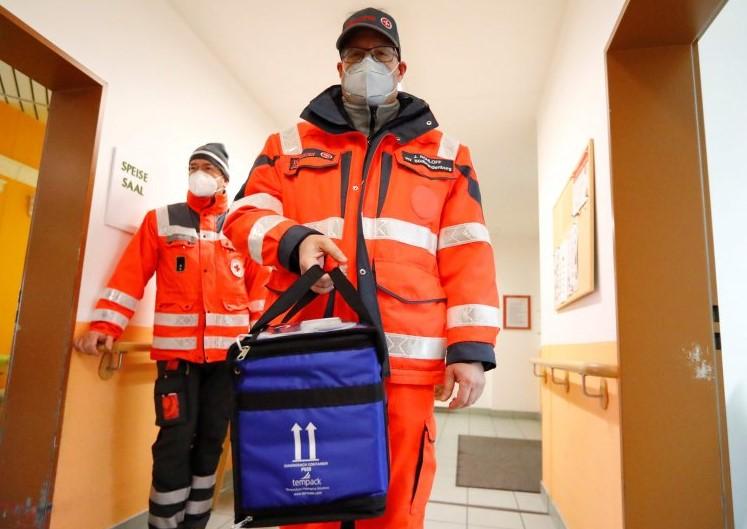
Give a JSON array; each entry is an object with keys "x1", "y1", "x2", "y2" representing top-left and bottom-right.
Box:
[{"x1": 289, "y1": 149, "x2": 336, "y2": 171}]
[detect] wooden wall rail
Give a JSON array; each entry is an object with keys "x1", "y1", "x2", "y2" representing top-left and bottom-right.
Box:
[{"x1": 531, "y1": 358, "x2": 618, "y2": 409}]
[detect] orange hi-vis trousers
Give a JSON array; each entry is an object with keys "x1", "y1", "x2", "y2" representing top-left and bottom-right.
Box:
[{"x1": 284, "y1": 382, "x2": 437, "y2": 529}]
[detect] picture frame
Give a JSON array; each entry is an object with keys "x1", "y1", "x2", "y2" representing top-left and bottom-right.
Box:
[{"x1": 503, "y1": 295, "x2": 531, "y2": 330}]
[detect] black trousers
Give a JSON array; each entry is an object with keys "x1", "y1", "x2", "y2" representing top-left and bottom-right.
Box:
[{"x1": 148, "y1": 360, "x2": 233, "y2": 529}]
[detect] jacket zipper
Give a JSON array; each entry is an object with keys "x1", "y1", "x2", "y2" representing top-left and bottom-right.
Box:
[{"x1": 353, "y1": 111, "x2": 392, "y2": 372}]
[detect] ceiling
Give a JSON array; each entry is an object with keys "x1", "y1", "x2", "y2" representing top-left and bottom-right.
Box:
[
  {"x1": 169, "y1": 0, "x2": 567, "y2": 237},
  {"x1": 0, "y1": 60, "x2": 51, "y2": 123}
]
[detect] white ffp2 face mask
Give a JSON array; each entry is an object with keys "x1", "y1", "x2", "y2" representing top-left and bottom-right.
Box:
[
  {"x1": 342, "y1": 56, "x2": 398, "y2": 107},
  {"x1": 188, "y1": 170, "x2": 219, "y2": 197}
]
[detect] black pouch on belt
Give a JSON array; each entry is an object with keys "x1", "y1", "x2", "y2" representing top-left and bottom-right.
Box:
[{"x1": 154, "y1": 360, "x2": 189, "y2": 427}]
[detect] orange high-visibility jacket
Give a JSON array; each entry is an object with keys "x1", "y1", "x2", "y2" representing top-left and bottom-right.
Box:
[
  {"x1": 90, "y1": 192, "x2": 269, "y2": 363},
  {"x1": 224, "y1": 86, "x2": 500, "y2": 385}
]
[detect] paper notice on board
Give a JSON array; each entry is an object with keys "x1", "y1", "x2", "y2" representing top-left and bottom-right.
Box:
[
  {"x1": 559, "y1": 239, "x2": 569, "y2": 303},
  {"x1": 554, "y1": 247, "x2": 562, "y2": 305},
  {"x1": 572, "y1": 165, "x2": 589, "y2": 216},
  {"x1": 553, "y1": 247, "x2": 561, "y2": 305},
  {"x1": 568, "y1": 223, "x2": 579, "y2": 294}
]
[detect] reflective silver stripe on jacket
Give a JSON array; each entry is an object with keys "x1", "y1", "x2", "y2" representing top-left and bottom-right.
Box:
[
  {"x1": 101, "y1": 288, "x2": 138, "y2": 311},
  {"x1": 438, "y1": 222, "x2": 491, "y2": 250},
  {"x1": 385, "y1": 333, "x2": 446, "y2": 360},
  {"x1": 249, "y1": 299, "x2": 265, "y2": 313},
  {"x1": 229, "y1": 193, "x2": 284, "y2": 216},
  {"x1": 91, "y1": 308, "x2": 129, "y2": 329},
  {"x1": 198, "y1": 230, "x2": 221, "y2": 241},
  {"x1": 437, "y1": 133, "x2": 460, "y2": 160},
  {"x1": 149, "y1": 485, "x2": 190, "y2": 505},
  {"x1": 164, "y1": 225, "x2": 198, "y2": 240},
  {"x1": 185, "y1": 499, "x2": 212, "y2": 515},
  {"x1": 192, "y1": 473, "x2": 216, "y2": 489},
  {"x1": 153, "y1": 313, "x2": 199, "y2": 327},
  {"x1": 206, "y1": 313, "x2": 250, "y2": 327},
  {"x1": 155, "y1": 206, "x2": 170, "y2": 236},
  {"x1": 248, "y1": 214, "x2": 288, "y2": 264},
  {"x1": 447, "y1": 304, "x2": 501, "y2": 329},
  {"x1": 148, "y1": 511, "x2": 184, "y2": 529},
  {"x1": 304, "y1": 217, "x2": 344, "y2": 239},
  {"x1": 279, "y1": 124, "x2": 302, "y2": 155},
  {"x1": 152, "y1": 337, "x2": 197, "y2": 350},
  {"x1": 203, "y1": 336, "x2": 237, "y2": 350},
  {"x1": 362, "y1": 217, "x2": 438, "y2": 254},
  {"x1": 155, "y1": 206, "x2": 198, "y2": 240}
]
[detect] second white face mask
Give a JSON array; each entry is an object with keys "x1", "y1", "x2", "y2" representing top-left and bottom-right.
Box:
[
  {"x1": 188, "y1": 170, "x2": 218, "y2": 197},
  {"x1": 342, "y1": 56, "x2": 397, "y2": 107}
]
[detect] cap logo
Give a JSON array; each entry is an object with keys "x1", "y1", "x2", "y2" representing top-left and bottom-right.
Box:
[
  {"x1": 345, "y1": 15, "x2": 376, "y2": 28},
  {"x1": 380, "y1": 17, "x2": 393, "y2": 29}
]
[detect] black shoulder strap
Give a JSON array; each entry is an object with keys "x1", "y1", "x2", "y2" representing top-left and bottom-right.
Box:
[{"x1": 340, "y1": 521, "x2": 355, "y2": 529}]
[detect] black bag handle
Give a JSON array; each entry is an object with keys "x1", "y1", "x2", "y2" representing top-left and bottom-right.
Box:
[{"x1": 251, "y1": 265, "x2": 374, "y2": 334}]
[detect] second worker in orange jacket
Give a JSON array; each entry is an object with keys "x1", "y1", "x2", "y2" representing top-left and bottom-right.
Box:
[
  {"x1": 75, "y1": 143, "x2": 269, "y2": 529},
  {"x1": 223, "y1": 8, "x2": 500, "y2": 529}
]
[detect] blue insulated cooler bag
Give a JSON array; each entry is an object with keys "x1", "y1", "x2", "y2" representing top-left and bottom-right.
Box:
[{"x1": 229, "y1": 266, "x2": 389, "y2": 528}]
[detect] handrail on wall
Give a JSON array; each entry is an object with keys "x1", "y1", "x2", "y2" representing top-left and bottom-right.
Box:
[
  {"x1": 98, "y1": 342, "x2": 151, "y2": 380},
  {"x1": 530, "y1": 358, "x2": 619, "y2": 410}
]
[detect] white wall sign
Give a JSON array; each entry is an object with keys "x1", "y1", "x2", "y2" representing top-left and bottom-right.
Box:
[{"x1": 105, "y1": 147, "x2": 158, "y2": 233}]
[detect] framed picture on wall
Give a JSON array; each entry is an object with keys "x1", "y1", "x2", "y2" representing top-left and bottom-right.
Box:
[{"x1": 503, "y1": 295, "x2": 531, "y2": 330}]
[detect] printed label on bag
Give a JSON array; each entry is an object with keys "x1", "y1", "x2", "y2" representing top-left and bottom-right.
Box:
[{"x1": 282, "y1": 422, "x2": 331, "y2": 496}]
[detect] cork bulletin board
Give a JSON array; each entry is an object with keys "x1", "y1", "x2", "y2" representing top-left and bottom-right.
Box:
[{"x1": 553, "y1": 140, "x2": 595, "y2": 310}]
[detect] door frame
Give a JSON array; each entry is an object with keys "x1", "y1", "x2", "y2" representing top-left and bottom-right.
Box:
[
  {"x1": 606, "y1": 0, "x2": 732, "y2": 528},
  {"x1": 0, "y1": 7, "x2": 104, "y2": 528}
]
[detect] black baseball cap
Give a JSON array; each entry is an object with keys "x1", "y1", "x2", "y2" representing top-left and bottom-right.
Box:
[{"x1": 336, "y1": 7, "x2": 401, "y2": 57}]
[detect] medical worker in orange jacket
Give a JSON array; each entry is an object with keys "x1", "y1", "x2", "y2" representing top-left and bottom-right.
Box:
[
  {"x1": 223, "y1": 8, "x2": 500, "y2": 529},
  {"x1": 75, "y1": 143, "x2": 268, "y2": 529}
]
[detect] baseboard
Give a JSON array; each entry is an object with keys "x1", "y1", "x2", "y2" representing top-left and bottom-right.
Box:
[
  {"x1": 435, "y1": 407, "x2": 541, "y2": 421},
  {"x1": 109, "y1": 510, "x2": 147, "y2": 529},
  {"x1": 541, "y1": 481, "x2": 569, "y2": 529}
]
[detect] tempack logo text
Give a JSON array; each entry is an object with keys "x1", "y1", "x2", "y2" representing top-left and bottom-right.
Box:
[{"x1": 293, "y1": 472, "x2": 322, "y2": 487}]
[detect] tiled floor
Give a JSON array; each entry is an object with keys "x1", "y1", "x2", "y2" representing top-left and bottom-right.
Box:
[
  {"x1": 207, "y1": 488, "x2": 237, "y2": 529},
  {"x1": 207, "y1": 409, "x2": 551, "y2": 529},
  {"x1": 427, "y1": 409, "x2": 553, "y2": 529}
]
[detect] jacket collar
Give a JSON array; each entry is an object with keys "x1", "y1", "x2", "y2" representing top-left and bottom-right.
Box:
[
  {"x1": 300, "y1": 85, "x2": 439, "y2": 143},
  {"x1": 187, "y1": 191, "x2": 227, "y2": 215}
]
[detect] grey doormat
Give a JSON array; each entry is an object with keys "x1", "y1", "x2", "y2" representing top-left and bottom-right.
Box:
[{"x1": 456, "y1": 435, "x2": 541, "y2": 493}]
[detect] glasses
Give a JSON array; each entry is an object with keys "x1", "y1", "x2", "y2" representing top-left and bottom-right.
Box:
[{"x1": 341, "y1": 46, "x2": 399, "y2": 65}]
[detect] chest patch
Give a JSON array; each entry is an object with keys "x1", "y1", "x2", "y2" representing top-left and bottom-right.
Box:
[
  {"x1": 411, "y1": 185, "x2": 441, "y2": 220},
  {"x1": 230, "y1": 258, "x2": 245, "y2": 278},
  {"x1": 401, "y1": 152, "x2": 454, "y2": 173}
]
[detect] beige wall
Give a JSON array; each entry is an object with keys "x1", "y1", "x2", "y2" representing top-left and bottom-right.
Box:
[{"x1": 535, "y1": 0, "x2": 626, "y2": 527}]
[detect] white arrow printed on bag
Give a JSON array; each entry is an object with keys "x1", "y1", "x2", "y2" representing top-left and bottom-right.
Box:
[
  {"x1": 291, "y1": 423, "x2": 303, "y2": 462},
  {"x1": 306, "y1": 422, "x2": 318, "y2": 461}
]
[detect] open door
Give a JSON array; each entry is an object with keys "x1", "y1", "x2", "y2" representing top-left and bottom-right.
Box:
[
  {"x1": 0, "y1": 7, "x2": 104, "y2": 528},
  {"x1": 606, "y1": 0, "x2": 733, "y2": 528}
]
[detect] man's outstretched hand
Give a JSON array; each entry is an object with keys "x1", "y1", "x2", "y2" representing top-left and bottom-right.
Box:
[{"x1": 435, "y1": 362, "x2": 485, "y2": 409}]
